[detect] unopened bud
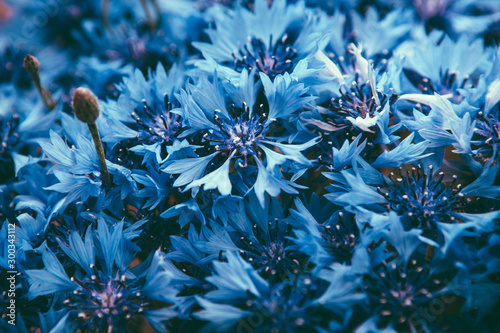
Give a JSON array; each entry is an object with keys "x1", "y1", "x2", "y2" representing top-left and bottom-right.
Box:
[
  {"x1": 23, "y1": 55, "x2": 39, "y2": 75},
  {"x1": 72, "y1": 87, "x2": 100, "y2": 124},
  {"x1": 24, "y1": 55, "x2": 57, "y2": 110},
  {"x1": 72, "y1": 87, "x2": 111, "y2": 187}
]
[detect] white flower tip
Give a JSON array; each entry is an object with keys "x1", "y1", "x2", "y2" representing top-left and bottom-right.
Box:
[
  {"x1": 346, "y1": 115, "x2": 378, "y2": 133},
  {"x1": 314, "y1": 50, "x2": 344, "y2": 83}
]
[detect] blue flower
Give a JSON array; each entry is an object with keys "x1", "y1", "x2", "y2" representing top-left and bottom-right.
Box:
[
  {"x1": 75, "y1": 5, "x2": 185, "y2": 75},
  {"x1": 192, "y1": 0, "x2": 327, "y2": 80},
  {"x1": 289, "y1": 198, "x2": 360, "y2": 268},
  {"x1": 469, "y1": 105, "x2": 500, "y2": 164},
  {"x1": 325, "y1": 163, "x2": 500, "y2": 241},
  {"x1": 25, "y1": 220, "x2": 178, "y2": 332},
  {"x1": 195, "y1": 251, "x2": 329, "y2": 332},
  {"x1": 405, "y1": 90, "x2": 500, "y2": 169},
  {"x1": 102, "y1": 63, "x2": 186, "y2": 168},
  {"x1": 194, "y1": 195, "x2": 305, "y2": 281},
  {"x1": 39, "y1": 129, "x2": 137, "y2": 207},
  {"x1": 396, "y1": 32, "x2": 491, "y2": 103},
  {"x1": 343, "y1": 212, "x2": 455, "y2": 332},
  {"x1": 164, "y1": 70, "x2": 319, "y2": 205},
  {"x1": 301, "y1": 40, "x2": 404, "y2": 170},
  {"x1": 361, "y1": 256, "x2": 449, "y2": 331}
]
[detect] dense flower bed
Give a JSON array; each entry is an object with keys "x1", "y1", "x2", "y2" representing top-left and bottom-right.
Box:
[{"x1": 1, "y1": 0, "x2": 500, "y2": 332}]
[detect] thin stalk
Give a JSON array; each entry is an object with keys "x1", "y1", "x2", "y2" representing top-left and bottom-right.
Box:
[{"x1": 87, "y1": 122, "x2": 111, "y2": 187}]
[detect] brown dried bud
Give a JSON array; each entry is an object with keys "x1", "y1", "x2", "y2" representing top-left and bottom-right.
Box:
[
  {"x1": 72, "y1": 87, "x2": 100, "y2": 124},
  {"x1": 23, "y1": 55, "x2": 40, "y2": 75}
]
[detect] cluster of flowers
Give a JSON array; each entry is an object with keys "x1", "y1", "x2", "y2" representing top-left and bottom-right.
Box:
[{"x1": 1, "y1": 0, "x2": 500, "y2": 332}]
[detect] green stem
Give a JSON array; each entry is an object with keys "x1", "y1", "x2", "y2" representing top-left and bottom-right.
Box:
[
  {"x1": 30, "y1": 73, "x2": 56, "y2": 111},
  {"x1": 140, "y1": 0, "x2": 156, "y2": 33},
  {"x1": 151, "y1": 0, "x2": 161, "y2": 27},
  {"x1": 101, "y1": 0, "x2": 111, "y2": 34},
  {"x1": 87, "y1": 122, "x2": 111, "y2": 188},
  {"x1": 41, "y1": 87, "x2": 57, "y2": 110}
]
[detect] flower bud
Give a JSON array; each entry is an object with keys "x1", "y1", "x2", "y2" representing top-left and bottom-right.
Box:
[
  {"x1": 23, "y1": 55, "x2": 40, "y2": 75},
  {"x1": 72, "y1": 87, "x2": 100, "y2": 124}
]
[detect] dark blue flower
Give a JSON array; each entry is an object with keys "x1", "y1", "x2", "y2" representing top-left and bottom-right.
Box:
[
  {"x1": 25, "y1": 220, "x2": 178, "y2": 332},
  {"x1": 361, "y1": 257, "x2": 449, "y2": 331},
  {"x1": 289, "y1": 197, "x2": 360, "y2": 268},
  {"x1": 0, "y1": 40, "x2": 32, "y2": 89},
  {"x1": 195, "y1": 195, "x2": 306, "y2": 281},
  {"x1": 195, "y1": 251, "x2": 330, "y2": 333},
  {"x1": 102, "y1": 63, "x2": 186, "y2": 168},
  {"x1": 397, "y1": 32, "x2": 490, "y2": 105},
  {"x1": 164, "y1": 70, "x2": 319, "y2": 204},
  {"x1": 325, "y1": 163, "x2": 500, "y2": 241},
  {"x1": 192, "y1": 0, "x2": 327, "y2": 80},
  {"x1": 75, "y1": 5, "x2": 185, "y2": 75},
  {"x1": 301, "y1": 40, "x2": 405, "y2": 169}
]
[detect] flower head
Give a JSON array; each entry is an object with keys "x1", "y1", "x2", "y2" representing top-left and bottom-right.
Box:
[
  {"x1": 76, "y1": 7, "x2": 184, "y2": 75},
  {"x1": 101, "y1": 63, "x2": 186, "y2": 168},
  {"x1": 66, "y1": 269, "x2": 149, "y2": 331},
  {"x1": 473, "y1": 110, "x2": 500, "y2": 162},
  {"x1": 362, "y1": 258, "x2": 448, "y2": 331},
  {"x1": 397, "y1": 32, "x2": 489, "y2": 107},
  {"x1": 205, "y1": 103, "x2": 269, "y2": 166},
  {"x1": 378, "y1": 165, "x2": 465, "y2": 234},
  {"x1": 132, "y1": 94, "x2": 182, "y2": 143},
  {"x1": 192, "y1": 0, "x2": 325, "y2": 80},
  {"x1": 196, "y1": 251, "x2": 328, "y2": 332},
  {"x1": 25, "y1": 221, "x2": 177, "y2": 332},
  {"x1": 232, "y1": 34, "x2": 297, "y2": 77},
  {"x1": 164, "y1": 70, "x2": 318, "y2": 204},
  {"x1": 195, "y1": 196, "x2": 304, "y2": 281}
]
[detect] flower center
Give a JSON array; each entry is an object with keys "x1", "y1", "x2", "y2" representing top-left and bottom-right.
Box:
[
  {"x1": 319, "y1": 213, "x2": 358, "y2": 264},
  {"x1": 238, "y1": 220, "x2": 298, "y2": 280},
  {"x1": 233, "y1": 35, "x2": 297, "y2": 77},
  {"x1": 131, "y1": 94, "x2": 181, "y2": 143},
  {"x1": 378, "y1": 166, "x2": 464, "y2": 233},
  {"x1": 473, "y1": 110, "x2": 500, "y2": 162},
  {"x1": 66, "y1": 273, "x2": 148, "y2": 323},
  {"x1": 205, "y1": 104, "x2": 268, "y2": 167},
  {"x1": 329, "y1": 82, "x2": 397, "y2": 131}
]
